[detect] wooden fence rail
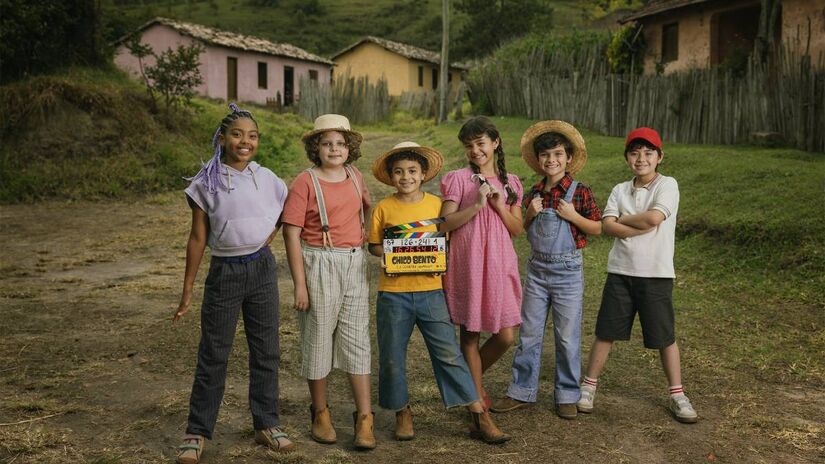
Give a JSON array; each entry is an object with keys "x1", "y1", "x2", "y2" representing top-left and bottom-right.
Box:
[
  {"x1": 297, "y1": 72, "x2": 390, "y2": 124},
  {"x1": 470, "y1": 43, "x2": 825, "y2": 152}
]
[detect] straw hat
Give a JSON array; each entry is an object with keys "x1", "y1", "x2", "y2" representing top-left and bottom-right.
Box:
[
  {"x1": 520, "y1": 120, "x2": 587, "y2": 176},
  {"x1": 372, "y1": 141, "x2": 444, "y2": 186},
  {"x1": 301, "y1": 114, "x2": 363, "y2": 144}
]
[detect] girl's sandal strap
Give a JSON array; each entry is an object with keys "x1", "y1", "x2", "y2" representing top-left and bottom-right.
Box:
[{"x1": 178, "y1": 443, "x2": 202, "y2": 451}]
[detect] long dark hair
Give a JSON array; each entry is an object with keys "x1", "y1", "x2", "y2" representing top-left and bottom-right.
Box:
[
  {"x1": 458, "y1": 116, "x2": 517, "y2": 204},
  {"x1": 190, "y1": 103, "x2": 257, "y2": 193}
]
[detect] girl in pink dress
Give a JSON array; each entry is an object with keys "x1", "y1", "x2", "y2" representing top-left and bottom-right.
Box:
[{"x1": 440, "y1": 116, "x2": 524, "y2": 408}]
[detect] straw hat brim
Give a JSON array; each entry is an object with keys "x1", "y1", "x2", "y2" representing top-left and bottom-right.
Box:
[
  {"x1": 520, "y1": 120, "x2": 587, "y2": 176},
  {"x1": 372, "y1": 145, "x2": 444, "y2": 186},
  {"x1": 301, "y1": 127, "x2": 363, "y2": 144}
]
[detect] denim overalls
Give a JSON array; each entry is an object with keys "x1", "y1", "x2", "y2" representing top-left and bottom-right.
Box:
[{"x1": 507, "y1": 181, "x2": 584, "y2": 405}]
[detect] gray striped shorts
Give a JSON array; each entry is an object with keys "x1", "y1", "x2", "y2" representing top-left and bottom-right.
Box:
[{"x1": 298, "y1": 246, "x2": 370, "y2": 379}]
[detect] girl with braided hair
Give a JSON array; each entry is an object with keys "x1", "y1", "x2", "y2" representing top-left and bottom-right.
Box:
[
  {"x1": 174, "y1": 103, "x2": 294, "y2": 463},
  {"x1": 439, "y1": 116, "x2": 524, "y2": 411}
]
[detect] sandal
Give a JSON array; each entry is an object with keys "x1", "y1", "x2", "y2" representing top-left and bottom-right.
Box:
[
  {"x1": 255, "y1": 426, "x2": 296, "y2": 453},
  {"x1": 176, "y1": 436, "x2": 204, "y2": 464}
]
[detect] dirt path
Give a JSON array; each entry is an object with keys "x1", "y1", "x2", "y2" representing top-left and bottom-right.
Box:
[{"x1": 1, "y1": 130, "x2": 822, "y2": 463}]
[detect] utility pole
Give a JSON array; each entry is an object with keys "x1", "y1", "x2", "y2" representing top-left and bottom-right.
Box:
[{"x1": 438, "y1": 0, "x2": 450, "y2": 124}]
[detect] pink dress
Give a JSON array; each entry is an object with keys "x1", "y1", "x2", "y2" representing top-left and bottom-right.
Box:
[{"x1": 441, "y1": 167, "x2": 523, "y2": 333}]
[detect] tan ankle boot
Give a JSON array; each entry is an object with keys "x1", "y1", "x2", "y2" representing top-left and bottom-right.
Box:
[
  {"x1": 395, "y1": 406, "x2": 414, "y2": 441},
  {"x1": 352, "y1": 411, "x2": 376, "y2": 450},
  {"x1": 310, "y1": 405, "x2": 336, "y2": 444},
  {"x1": 469, "y1": 410, "x2": 511, "y2": 444}
]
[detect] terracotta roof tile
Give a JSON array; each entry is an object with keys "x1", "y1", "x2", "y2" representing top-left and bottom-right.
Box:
[
  {"x1": 120, "y1": 17, "x2": 333, "y2": 65},
  {"x1": 332, "y1": 36, "x2": 470, "y2": 70}
]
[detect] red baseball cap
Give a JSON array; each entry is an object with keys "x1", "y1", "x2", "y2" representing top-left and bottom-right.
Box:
[{"x1": 625, "y1": 127, "x2": 662, "y2": 149}]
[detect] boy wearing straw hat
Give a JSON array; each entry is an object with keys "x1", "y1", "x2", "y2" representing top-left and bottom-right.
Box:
[
  {"x1": 491, "y1": 121, "x2": 602, "y2": 420},
  {"x1": 368, "y1": 142, "x2": 510, "y2": 445}
]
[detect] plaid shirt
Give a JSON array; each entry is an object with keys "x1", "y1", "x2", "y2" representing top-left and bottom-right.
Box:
[{"x1": 523, "y1": 174, "x2": 602, "y2": 249}]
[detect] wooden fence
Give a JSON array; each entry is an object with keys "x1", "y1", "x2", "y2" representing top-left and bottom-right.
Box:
[
  {"x1": 297, "y1": 72, "x2": 390, "y2": 124},
  {"x1": 470, "y1": 43, "x2": 825, "y2": 152}
]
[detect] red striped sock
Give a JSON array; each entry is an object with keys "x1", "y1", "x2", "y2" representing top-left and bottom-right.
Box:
[
  {"x1": 583, "y1": 376, "x2": 598, "y2": 388},
  {"x1": 669, "y1": 385, "x2": 685, "y2": 397}
]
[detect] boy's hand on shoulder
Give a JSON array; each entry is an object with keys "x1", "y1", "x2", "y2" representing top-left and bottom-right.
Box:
[
  {"x1": 526, "y1": 196, "x2": 543, "y2": 219},
  {"x1": 556, "y1": 199, "x2": 578, "y2": 221}
]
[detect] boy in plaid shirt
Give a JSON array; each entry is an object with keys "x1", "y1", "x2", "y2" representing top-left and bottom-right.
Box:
[{"x1": 491, "y1": 121, "x2": 601, "y2": 419}]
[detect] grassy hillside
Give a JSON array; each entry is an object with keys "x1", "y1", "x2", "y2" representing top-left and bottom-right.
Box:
[
  {"x1": 102, "y1": 0, "x2": 594, "y2": 58},
  {"x1": 0, "y1": 66, "x2": 309, "y2": 202}
]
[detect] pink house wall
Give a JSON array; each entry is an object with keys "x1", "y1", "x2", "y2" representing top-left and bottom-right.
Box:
[{"x1": 114, "y1": 24, "x2": 331, "y2": 105}]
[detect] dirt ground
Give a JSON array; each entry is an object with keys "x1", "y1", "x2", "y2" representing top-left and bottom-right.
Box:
[{"x1": 1, "y1": 132, "x2": 823, "y2": 464}]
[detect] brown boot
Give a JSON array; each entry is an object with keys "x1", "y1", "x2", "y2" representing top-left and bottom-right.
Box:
[
  {"x1": 395, "y1": 406, "x2": 414, "y2": 441},
  {"x1": 352, "y1": 411, "x2": 377, "y2": 450},
  {"x1": 469, "y1": 410, "x2": 511, "y2": 444},
  {"x1": 310, "y1": 405, "x2": 336, "y2": 444}
]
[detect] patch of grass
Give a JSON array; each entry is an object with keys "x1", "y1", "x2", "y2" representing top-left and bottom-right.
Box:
[
  {"x1": 423, "y1": 116, "x2": 825, "y2": 390},
  {"x1": 0, "y1": 426, "x2": 71, "y2": 455},
  {"x1": 317, "y1": 449, "x2": 354, "y2": 464},
  {"x1": 0, "y1": 67, "x2": 308, "y2": 203}
]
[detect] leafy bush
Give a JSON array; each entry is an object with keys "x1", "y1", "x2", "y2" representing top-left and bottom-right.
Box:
[
  {"x1": 607, "y1": 23, "x2": 646, "y2": 74},
  {"x1": 125, "y1": 39, "x2": 205, "y2": 112}
]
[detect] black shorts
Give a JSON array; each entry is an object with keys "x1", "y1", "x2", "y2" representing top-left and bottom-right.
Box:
[{"x1": 595, "y1": 273, "x2": 675, "y2": 349}]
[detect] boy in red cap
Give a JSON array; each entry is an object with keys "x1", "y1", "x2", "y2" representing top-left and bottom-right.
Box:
[{"x1": 577, "y1": 127, "x2": 698, "y2": 424}]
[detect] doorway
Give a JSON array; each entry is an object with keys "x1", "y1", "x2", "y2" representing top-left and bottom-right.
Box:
[
  {"x1": 227, "y1": 57, "x2": 238, "y2": 101},
  {"x1": 284, "y1": 66, "x2": 294, "y2": 106}
]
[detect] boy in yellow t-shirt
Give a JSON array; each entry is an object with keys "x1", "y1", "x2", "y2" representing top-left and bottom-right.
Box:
[{"x1": 368, "y1": 142, "x2": 509, "y2": 444}]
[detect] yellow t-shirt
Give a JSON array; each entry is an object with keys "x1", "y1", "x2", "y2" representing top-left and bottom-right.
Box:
[{"x1": 368, "y1": 192, "x2": 443, "y2": 293}]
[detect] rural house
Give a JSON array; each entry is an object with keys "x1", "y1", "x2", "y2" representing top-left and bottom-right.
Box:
[
  {"x1": 620, "y1": 0, "x2": 825, "y2": 74},
  {"x1": 331, "y1": 36, "x2": 469, "y2": 97},
  {"x1": 114, "y1": 18, "x2": 333, "y2": 106}
]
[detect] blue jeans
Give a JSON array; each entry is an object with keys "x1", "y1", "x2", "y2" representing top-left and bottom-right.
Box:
[
  {"x1": 377, "y1": 290, "x2": 479, "y2": 410},
  {"x1": 507, "y1": 254, "x2": 584, "y2": 405}
]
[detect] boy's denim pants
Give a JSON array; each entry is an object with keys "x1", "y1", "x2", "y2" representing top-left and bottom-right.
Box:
[
  {"x1": 376, "y1": 289, "x2": 478, "y2": 410},
  {"x1": 507, "y1": 253, "x2": 584, "y2": 405}
]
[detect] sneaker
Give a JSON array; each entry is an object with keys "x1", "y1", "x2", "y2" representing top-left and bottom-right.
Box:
[
  {"x1": 669, "y1": 394, "x2": 698, "y2": 424},
  {"x1": 577, "y1": 384, "x2": 596, "y2": 413}
]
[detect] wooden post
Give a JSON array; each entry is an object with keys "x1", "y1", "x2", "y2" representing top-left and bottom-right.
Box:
[{"x1": 438, "y1": 0, "x2": 450, "y2": 124}]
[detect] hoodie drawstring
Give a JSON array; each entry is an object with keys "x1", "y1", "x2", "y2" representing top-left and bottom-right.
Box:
[{"x1": 222, "y1": 165, "x2": 259, "y2": 193}]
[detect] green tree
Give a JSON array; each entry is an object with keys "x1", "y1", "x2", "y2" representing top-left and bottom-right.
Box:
[
  {"x1": 125, "y1": 38, "x2": 205, "y2": 112},
  {"x1": 0, "y1": 0, "x2": 105, "y2": 84},
  {"x1": 453, "y1": 0, "x2": 554, "y2": 59},
  {"x1": 607, "y1": 23, "x2": 645, "y2": 74}
]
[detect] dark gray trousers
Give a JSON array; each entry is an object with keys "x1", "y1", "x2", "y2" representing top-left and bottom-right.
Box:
[{"x1": 186, "y1": 247, "x2": 281, "y2": 438}]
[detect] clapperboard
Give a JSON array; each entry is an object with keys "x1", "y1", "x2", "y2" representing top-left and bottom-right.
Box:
[{"x1": 382, "y1": 218, "x2": 447, "y2": 274}]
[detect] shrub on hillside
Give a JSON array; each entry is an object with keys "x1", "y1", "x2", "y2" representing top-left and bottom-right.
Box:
[
  {"x1": 606, "y1": 23, "x2": 645, "y2": 74},
  {"x1": 0, "y1": 69, "x2": 306, "y2": 202},
  {"x1": 125, "y1": 39, "x2": 205, "y2": 113}
]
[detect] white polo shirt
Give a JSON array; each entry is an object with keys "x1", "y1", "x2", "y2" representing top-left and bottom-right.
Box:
[{"x1": 603, "y1": 174, "x2": 679, "y2": 278}]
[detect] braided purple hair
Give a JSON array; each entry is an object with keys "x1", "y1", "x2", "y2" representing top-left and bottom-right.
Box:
[{"x1": 188, "y1": 102, "x2": 257, "y2": 194}]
